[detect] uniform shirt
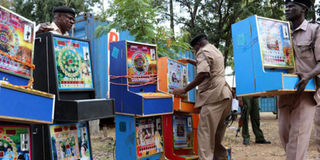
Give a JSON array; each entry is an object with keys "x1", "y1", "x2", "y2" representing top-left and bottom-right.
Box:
[
  {"x1": 35, "y1": 22, "x2": 69, "y2": 36},
  {"x1": 292, "y1": 20, "x2": 320, "y2": 74},
  {"x1": 195, "y1": 43, "x2": 232, "y2": 108},
  {"x1": 280, "y1": 20, "x2": 320, "y2": 107}
]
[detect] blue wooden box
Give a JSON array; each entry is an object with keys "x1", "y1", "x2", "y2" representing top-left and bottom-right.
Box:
[
  {"x1": 110, "y1": 41, "x2": 173, "y2": 116},
  {"x1": 232, "y1": 15, "x2": 316, "y2": 96},
  {"x1": 0, "y1": 81, "x2": 55, "y2": 124},
  {"x1": 0, "y1": 6, "x2": 55, "y2": 124}
]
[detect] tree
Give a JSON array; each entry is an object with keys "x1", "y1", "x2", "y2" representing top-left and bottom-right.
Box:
[
  {"x1": 96, "y1": 0, "x2": 158, "y2": 43},
  {"x1": 169, "y1": 0, "x2": 175, "y2": 38},
  {"x1": 1, "y1": 0, "x2": 101, "y2": 24},
  {"x1": 0, "y1": 0, "x2": 13, "y2": 9},
  {"x1": 96, "y1": 0, "x2": 190, "y2": 59},
  {"x1": 175, "y1": 0, "x2": 203, "y2": 38}
]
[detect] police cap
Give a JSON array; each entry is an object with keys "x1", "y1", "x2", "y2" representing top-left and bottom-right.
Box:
[
  {"x1": 53, "y1": 6, "x2": 75, "y2": 16},
  {"x1": 190, "y1": 34, "x2": 208, "y2": 47},
  {"x1": 285, "y1": 0, "x2": 313, "y2": 9}
]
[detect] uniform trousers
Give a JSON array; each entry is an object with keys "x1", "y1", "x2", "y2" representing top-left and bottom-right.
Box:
[
  {"x1": 242, "y1": 97, "x2": 266, "y2": 142},
  {"x1": 314, "y1": 89, "x2": 320, "y2": 159},
  {"x1": 197, "y1": 99, "x2": 231, "y2": 160},
  {"x1": 279, "y1": 93, "x2": 316, "y2": 160},
  {"x1": 315, "y1": 106, "x2": 320, "y2": 160}
]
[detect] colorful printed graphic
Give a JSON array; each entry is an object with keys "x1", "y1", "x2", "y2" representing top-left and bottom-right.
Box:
[
  {"x1": 49, "y1": 122, "x2": 91, "y2": 160},
  {"x1": 127, "y1": 42, "x2": 157, "y2": 83},
  {"x1": 173, "y1": 115, "x2": 193, "y2": 149},
  {"x1": 257, "y1": 17, "x2": 295, "y2": 68},
  {"x1": 53, "y1": 36, "x2": 94, "y2": 90},
  {"x1": 0, "y1": 6, "x2": 35, "y2": 78},
  {"x1": 0, "y1": 126, "x2": 31, "y2": 160},
  {"x1": 136, "y1": 116, "x2": 163, "y2": 158},
  {"x1": 167, "y1": 59, "x2": 188, "y2": 93}
]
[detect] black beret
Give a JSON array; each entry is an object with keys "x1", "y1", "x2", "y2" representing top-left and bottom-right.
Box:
[
  {"x1": 190, "y1": 34, "x2": 208, "y2": 47},
  {"x1": 53, "y1": 6, "x2": 75, "y2": 16},
  {"x1": 285, "y1": 0, "x2": 313, "y2": 8}
]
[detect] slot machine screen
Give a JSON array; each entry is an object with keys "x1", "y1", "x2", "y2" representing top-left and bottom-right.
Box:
[
  {"x1": 257, "y1": 17, "x2": 294, "y2": 68},
  {"x1": 173, "y1": 115, "x2": 193, "y2": 149},
  {"x1": 167, "y1": 59, "x2": 188, "y2": 93},
  {"x1": 0, "y1": 6, "x2": 35, "y2": 79},
  {"x1": 49, "y1": 122, "x2": 92, "y2": 160},
  {"x1": 0, "y1": 126, "x2": 31, "y2": 160},
  {"x1": 136, "y1": 116, "x2": 163, "y2": 158},
  {"x1": 127, "y1": 42, "x2": 157, "y2": 84},
  {"x1": 53, "y1": 36, "x2": 94, "y2": 90}
]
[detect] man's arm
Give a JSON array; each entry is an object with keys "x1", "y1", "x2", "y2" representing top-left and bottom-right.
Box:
[
  {"x1": 173, "y1": 72, "x2": 210, "y2": 95},
  {"x1": 295, "y1": 64, "x2": 320, "y2": 94},
  {"x1": 295, "y1": 25, "x2": 320, "y2": 95},
  {"x1": 178, "y1": 58, "x2": 197, "y2": 66},
  {"x1": 36, "y1": 22, "x2": 54, "y2": 34},
  {"x1": 174, "y1": 50, "x2": 210, "y2": 95},
  {"x1": 238, "y1": 97, "x2": 243, "y2": 108}
]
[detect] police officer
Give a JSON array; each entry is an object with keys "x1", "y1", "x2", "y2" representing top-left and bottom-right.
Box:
[
  {"x1": 36, "y1": 6, "x2": 75, "y2": 36},
  {"x1": 173, "y1": 34, "x2": 232, "y2": 160},
  {"x1": 279, "y1": 0, "x2": 320, "y2": 159}
]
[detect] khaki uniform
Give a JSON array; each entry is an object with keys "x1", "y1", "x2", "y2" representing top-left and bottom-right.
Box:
[
  {"x1": 196, "y1": 43, "x2": 232, "y2": 160},
  {"x1": 279, "y1": 20, "x2": 320, "y2": 160},
  {"x1": 35, "y1": 22, "x2": 69, "y2": 36}
]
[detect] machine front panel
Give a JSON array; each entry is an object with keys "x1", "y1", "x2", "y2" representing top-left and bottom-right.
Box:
[{"x1": 53, "y1": 36, "x2": 94, "y2": 90}]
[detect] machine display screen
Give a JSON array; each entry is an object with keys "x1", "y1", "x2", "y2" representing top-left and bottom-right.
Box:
[
  {"x1": 167, "y1": 59, "x2": 188, "y2": 93},
  {"x1": 136, "y1": 116, "x2": 163, "y2": 158},
  {"x1": 0, "y1": 125, "x2": 31, "y2": 160},
  {"x1": 257, "y1": 17, "x2": 295, "y2": 68},
  {"x1": 53, "y1": 36, "x2": 94, "y2": 90},
  {"x1": 173, "y1": 115, "x2": 193, "y2": 149},
  {"x1": 127, "y1": 42, "x2": 157, "y2": 84},
  {"x1": 0, "y1": 6, "x2": 35, "y2": 79},
  {"x1": 49, "y1": 122, "x2": 91, "y2": 160}
]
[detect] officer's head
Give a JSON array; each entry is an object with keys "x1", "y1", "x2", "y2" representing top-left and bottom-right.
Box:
[
  {"x1": 190, "y1": 34, "x2": 208, "y2": 53},
  {"x1": 285, "y1": 0, "x2": 312, "y2": 21},
  {"x1": 53, "y1": 6, "x2": 75, "y2": 34}
]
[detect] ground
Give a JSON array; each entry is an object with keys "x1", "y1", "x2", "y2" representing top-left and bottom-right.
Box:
[
  {"x1": 91, "y1": 126, "x2": 115, "y2": 160},
  {"x1": 90, "y1": 113, "x2": 319, "y2": 160},
  {"x1": 224, "y1": 113, "x2": 318, "y2": 160}
]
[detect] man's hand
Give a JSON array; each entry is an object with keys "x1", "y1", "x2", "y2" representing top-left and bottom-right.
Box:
[
  {"x1": 193, "y1": 107, "x2": 201, "y2": 114},
  {"x1": 173, "y1": 87, "x2": 186, "y2": 96},
  {"x1": 295, "y1": 72, "x2": 311, "y2": 95},
  {"x1": 239, "y1": 98, "x2": 244, "y2": 107},
  {"x1": 177, "y1": 58, "x2": 196, "y2": 66},
  {"x1": 36, "y1": 22, "x2": 54, "y2": 34},
  {"x1": 290, "y1": 72, "x2": 311, "y2": 112}
]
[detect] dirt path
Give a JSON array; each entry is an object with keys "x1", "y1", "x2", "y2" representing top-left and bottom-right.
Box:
[
  {"x1": 90, "y1": 113, "x2": 319, "y2": 160},
  {"x1": 224, "y1": 113, "x2": 318, "y2": 160}
]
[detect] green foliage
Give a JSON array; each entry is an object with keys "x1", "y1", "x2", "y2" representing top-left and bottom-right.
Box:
[
  {"x1": 96, "y1": 0, "x2": 157, "y2": 42},
  {"x1": 1, "y1": 0, "x2": 101, "y2": 23},
  {"x1": 0, "y1": 0, "x2": 13, "y2": 9},
  {"x1": 154, "y1": 27, "x2": 191, "y2": 58},
  {"x1": 96, "y1": 0, "x2": 190, "y2": 59},
  {"x1": 151, "y1": 0, "x2": 169, "y2": 23}
]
